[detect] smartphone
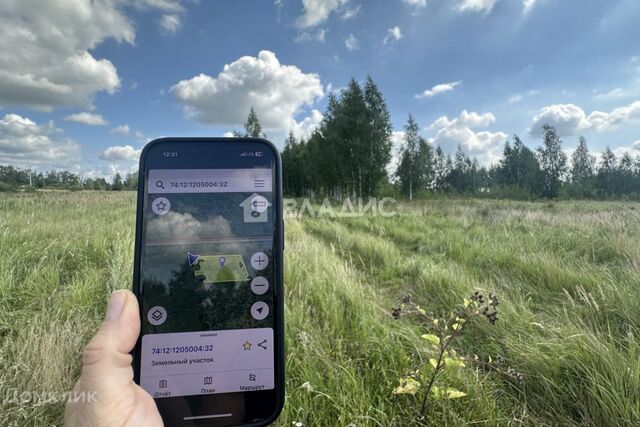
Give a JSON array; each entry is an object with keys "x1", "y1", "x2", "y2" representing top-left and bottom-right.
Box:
[{"x1": 132, "y1": 137, "x2": 284, "y2": 426}]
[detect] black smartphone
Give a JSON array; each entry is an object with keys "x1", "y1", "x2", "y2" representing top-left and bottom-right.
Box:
[{"x1": 132, "y1": 137, "x2": 284, "y2": 426}]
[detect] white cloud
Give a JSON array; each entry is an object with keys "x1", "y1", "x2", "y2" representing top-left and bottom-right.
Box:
[
  {"x1": 457, "y1": 0, "x2": 539, "y2": 15},
  {"x1": 100, "y1": 145, "x2": 141, "y2": 161},
  {"x1": 109, "y1": 124, "x2": 148, "y2": 142},
  {"x1": 0, "y1": 0, "x2": 188, "y2": 111},
  {"x1": 110, "y1": 124, "x2": 131, "y2": 136},
  {"x1": 402, "y1": 0, "x2": 427, "y2": 8},
  {"x1": 291, "y1": 109, "x2": 323, "y2": 140},
  {"x1": 82, "y1": 160, "x2": 139, "y2": 181},
  {"x1": 430, "y1": 110, "x2": 496, "y2": 129},
  {"x1": 392, "y1": 130, "x2": 407, "y2": 147},
  {"x1": 106, "y1": 162, "x2": 138, "y2": 180},
  {"x1": 427, "y1": 110, "x2": 508, "y2": 165},
  {"x1": 384, "y1": 26, "x2": 403, "y2": 45},
  {"x1": 222, "y1": 131, "x2": 235, "y2": 137},
  {"x1": 415, "y1": 81, "x2": 461, "y2": 99},
  {"x1": 296, "y1": 0, "x2": 349, "y2": 28},
  {"x1": 523, "y1": 0, "x2": 537, "y2": 14},
  {"x1": 81, "y1": 169, "x2": 106, "y2": 180},
  {"x1": 64, "y1": 112, "x2": 108, "y2": 126},
  {"x1": 508, "y1": 94, "x2": 524, "y2": 104},
  {"x1": 341, "y1": 5, "x2": 361, "y2": 19},
  {"x1": 136, "y1": 0, "x2": 186, "y2": 34},
  {"x1": 457, "y1": 0, "x2": 497, "y2": 13},
  {"x1": 593, "y1": 87, "x2": 628, "y2": 100},
  {"x1": 388, "y1": 130, "x2": 406, "y2": 179},
  {"x1": 171, "y1": 50, "x2": 324, "y2": 134},
  {"x1": 345, "y1": 34, "x2": 359, "y2": 51},
  {"x1": 611, "y1": 140, "x2": 640, "y2": 160},
  {"x1": 528, "y1": 104, "x2": 590, "y2": 136},
  {"x1": 135, "y1": 0, "x2": 185, "y2": 13},
  {"x1": 147, "y1": 212, "x2": 232, "y2": 242},
  {"x1": 135, "y1": 131, "x2": 151, "y2": 144},
  {"x1": 159, "y1": 14, "x2": 182, "y2": 34},
  {"x1": 529, "y1": 101, "x2": 640, "y2": 135},
  {"x1": 508, "y1": 89, "x2": 540, "y2": 104},
  {"x1": 588, "y1": 101, "x2": 640, "y2": 132},
  {"x1": 295, "y1": 28, "x2": 326, "y2": 43},
  {"x1": 0, "y1": 113, "x2": 79, "y2": 167},
  {"x1": 326, "y1": 83, "x2": 347, "y2": 94}
]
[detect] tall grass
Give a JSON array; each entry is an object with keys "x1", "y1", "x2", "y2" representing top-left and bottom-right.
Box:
[
  {"x1": 0, "y1": 192, "x2": 135, "y2": 426},
  {"x1": 0, "y1": 193, "x2": 638, "y2": 426}
]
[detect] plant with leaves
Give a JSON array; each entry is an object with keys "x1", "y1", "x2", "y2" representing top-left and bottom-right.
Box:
[
  {"x1": 111, "y1": 173, "x2": 124, "y2": 191},
  {"x1": 571, "y1": 136, "x2": 595, "y2": 184},
  {"x1": 336, "y1": 78, "x2": 369, "y2": 196},
  {"x1": 597, "y1": 147, "x2": 617, "y2": 196},
  {"x1": 297, "y1": 76, "x2": 392, "y2": 198},
  {"x1": 234, "y1": 107, "x2": 266, "y2": 138},
  {"x1": 618, "y1": 152, "x2": 635, "y2": 194},
  {"x1": 469, "y1": 353, "x2": 524, "y2": 385},
  {"x1": 430, "y1": 146, "x2": 452, "y2": 191},
  {"x1": 281, "y1": 132, "x2": 311, "y2": 197},
  {"x1": 448, "y1": 145, "x2": 476, "y2": 193},
  {"x1": 569, "y1": 136, "x2": 596, "y2": 197},
  {"x1": 391, "y1": 291, "x2": 500, "y2": 417},
  {"x1": 537, "y1": 124, "x2": 567, "y2": 198},
  {"x1": 395, "y1": 114, "x2": 432, "y2": 200},
  {"x1": 362, "y1": 75, "x2": 393, "y2": 197},
  {"x1": 496, "y1": 135, "x2": 542, "y2": 196}
]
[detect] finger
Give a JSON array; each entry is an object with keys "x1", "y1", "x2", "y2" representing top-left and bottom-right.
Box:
[{"x1": 81, "y1": 290, "x2": 140, "y2": 383}]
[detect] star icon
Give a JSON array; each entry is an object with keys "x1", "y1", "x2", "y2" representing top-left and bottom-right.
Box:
[
  {"x1": 242, "y1": 341, "x2": 252, "y2": 351},
  {"x1": 151, "y1": 197, "x2": 170, "y2": 216}
]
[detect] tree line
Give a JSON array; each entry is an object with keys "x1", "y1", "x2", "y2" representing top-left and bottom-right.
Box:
[
  {"x1": 0, "y1": 166, "x2": 137, "y2": 192},
  {"x1": 282, "y1": 77, "x2": 392, "y2": 198},
  {"x1": 2, "y1": 76, "x2": 639, "y2": 198},
  {"x1": 388, "y1": 121, "x2": 640, "y2": 200},
  {"x1": 281, "y1": 78, "x2": 640, "y2": 200}
]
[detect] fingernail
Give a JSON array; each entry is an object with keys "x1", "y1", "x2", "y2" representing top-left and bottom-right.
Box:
[{"x1": 105, "y1": 291, "x2": 127, "y2": 321}]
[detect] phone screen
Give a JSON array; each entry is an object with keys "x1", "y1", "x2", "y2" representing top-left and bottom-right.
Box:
[{"x1": 133, "y1": 139, "x2": 283, "y2": 426}]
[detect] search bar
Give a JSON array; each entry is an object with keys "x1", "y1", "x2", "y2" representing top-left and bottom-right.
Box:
[{"x1": 148, "y1": 169, "x2": 272, "y2": 194}]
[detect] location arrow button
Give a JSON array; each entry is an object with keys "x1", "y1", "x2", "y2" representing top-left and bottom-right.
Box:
[{"x1": 250, "y1": 301, "x2": 269, "y2": 320}]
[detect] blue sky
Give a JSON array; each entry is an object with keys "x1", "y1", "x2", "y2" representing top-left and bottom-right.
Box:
[{"x1": 0, "y1": 0, "x2": 639, "y2": 178}]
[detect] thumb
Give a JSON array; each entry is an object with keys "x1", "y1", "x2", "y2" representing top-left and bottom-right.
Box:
[{"x1": 80, "y1": 290, "x2": 140, "y2": 392}]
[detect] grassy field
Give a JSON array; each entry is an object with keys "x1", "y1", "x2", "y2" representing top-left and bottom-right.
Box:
[{"x1": 1, "y1": 192, "x2": 639, "y2": 426}]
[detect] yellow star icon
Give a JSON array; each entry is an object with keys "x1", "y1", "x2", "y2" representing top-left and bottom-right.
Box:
[{"x1": 242, "y1": 341, "x2": 252, "y2": 351}]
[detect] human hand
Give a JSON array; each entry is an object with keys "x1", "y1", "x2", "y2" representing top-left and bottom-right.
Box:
[{"x1": 65, "y1": 290, "x2": 163, "y2": 427}]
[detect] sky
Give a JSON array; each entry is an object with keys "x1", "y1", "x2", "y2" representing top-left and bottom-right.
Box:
[{"x1": 0, "y1": 0, "x2": 639, "y2": 179}]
